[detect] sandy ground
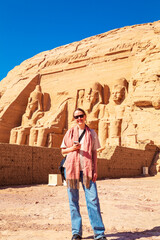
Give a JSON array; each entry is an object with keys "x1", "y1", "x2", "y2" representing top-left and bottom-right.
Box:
[{"x1": 0, "y1": 175, "x2": 160, "y2": 240}]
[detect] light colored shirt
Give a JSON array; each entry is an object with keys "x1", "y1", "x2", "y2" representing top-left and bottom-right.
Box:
[{"x1": 61, "y1": 129, "x2": 101, "y2": 170}]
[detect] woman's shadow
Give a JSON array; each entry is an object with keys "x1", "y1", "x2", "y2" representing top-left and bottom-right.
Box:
[{"x1": 83, "y1": 226, "x2": 160, "y2": 239}]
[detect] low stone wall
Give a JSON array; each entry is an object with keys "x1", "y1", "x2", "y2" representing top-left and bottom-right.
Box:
[
  {"x1": 97, "y1": 145, "x2": 158, "y2": 179},
  {"x1": 0, "y1": 143, "x2": 62, "y2": 186},
  {"x1": 0, "y1": 143, "x2": 158, "y2": 186}
]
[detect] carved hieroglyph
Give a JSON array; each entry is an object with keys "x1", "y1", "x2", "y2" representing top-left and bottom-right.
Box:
[{"x1": 1, "y1": 20, "x2": 160, "y2": 170}]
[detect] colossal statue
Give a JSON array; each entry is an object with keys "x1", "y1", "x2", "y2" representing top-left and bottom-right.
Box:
[
  {"x1": 106, "y1": 83, "x2": 127, "y2": 146},
  {"x1": 75, "y1": 82, "x2": 110, "y2": 148},
  {"x1": 10, "y1": 83, "x2": 68, "y2": 148},
  {"x1": 99, "y1": 78, "x2": 128, "y2": 148},
  {"x1": 9, "y1": 85, "x2": 44, "y2": 145},
  {"x1": 82, "y1": 82, "x2": 103, "y2": 132},
  {"x1": 25, "y1": 85, "x2": 43, "y2": 118},
  {"x1": 29, "y1": 101, "x2": 67, "y2": 147},
  {"x1": 7, "y1": 75, "x2": 160, "y2": 153}
]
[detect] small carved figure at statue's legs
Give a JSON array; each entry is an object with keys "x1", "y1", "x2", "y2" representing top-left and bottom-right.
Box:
[
  {"x1": 37, "y1": 128, "x2": 48, "y2": 147},
  {"x1": 98, "y1": 120, "x2": 108, "y2": 149},
  {"x1": 10, "y1": 129, "x2": 18, "y2": 144},
  {"x1": 16, "y1": 128, "x2": 30, "y2": 145},
  {"x1": 29, "y1": 128, "x2": 38, "y2": 146},
  {"x1": 16, "y1": 129, "x2": 26, "y2": 145}
]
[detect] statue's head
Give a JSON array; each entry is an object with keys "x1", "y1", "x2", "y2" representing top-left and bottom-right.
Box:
[
  {"x1": 111, "y1": 85, "x2": 126, "y2": 104},
  {"x1": 111, "y1": 78, "x2": 128, "y2": 105},
  {"x1": 84, "y1": 82, "x2": 103, "y2": 111}
]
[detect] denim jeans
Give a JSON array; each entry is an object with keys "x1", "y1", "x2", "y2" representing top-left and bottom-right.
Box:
[{"x1": 64, "y1": 169, "x2": 105, "y2": 239}]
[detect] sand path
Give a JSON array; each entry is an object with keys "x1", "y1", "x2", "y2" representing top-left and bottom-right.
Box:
[{"x1": 0, "y1": 175, "x2": 160, "y2": 240}]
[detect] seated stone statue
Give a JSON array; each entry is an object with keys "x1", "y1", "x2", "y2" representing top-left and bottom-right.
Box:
[
  {"x1": 82, "y1": 82, "x2": 103, "y2": 132},
  {"x1": 99, "y1": 78, "x2": 128, "y2": 148},
  {"x1": 29, "y1": 101, "x2": 67, "y2": 147},
  {"x1": 75, "y1": 82, "x2": 109, "y2": 149},
  {"x1": 9, "y1": 85, "x2": 44, "y2": 145}
]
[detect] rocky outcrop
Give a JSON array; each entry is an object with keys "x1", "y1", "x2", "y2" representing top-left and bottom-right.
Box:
[{"x1": 0, "y1": 20, "x2": 160, "y2": 172}]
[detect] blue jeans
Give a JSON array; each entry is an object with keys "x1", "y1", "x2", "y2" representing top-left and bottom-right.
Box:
[{"x1": 64, "y1": 169, "x2": 105, "y2": 239}]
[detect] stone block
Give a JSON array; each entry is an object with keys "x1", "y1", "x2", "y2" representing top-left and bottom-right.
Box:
[{"x1": 48, "y1": 174, "x2": 62, "y2": 186}]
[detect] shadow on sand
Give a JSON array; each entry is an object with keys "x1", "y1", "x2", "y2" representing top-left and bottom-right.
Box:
[{"x1": 83, "y1": 226, "x2": 160, "y2": 239}]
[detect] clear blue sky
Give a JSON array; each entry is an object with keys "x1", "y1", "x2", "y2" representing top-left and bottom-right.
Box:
[{"x1": 0, "y1": 0, "x2": 160, "y2": 81}]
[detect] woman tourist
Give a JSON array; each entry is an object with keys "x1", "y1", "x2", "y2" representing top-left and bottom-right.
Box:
[{"x1": 61, "y1": 108, "x2": 106, "y2": 240}]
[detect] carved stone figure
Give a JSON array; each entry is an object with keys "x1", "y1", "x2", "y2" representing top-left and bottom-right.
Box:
[
  {"x1": 107, "y1": 84, "x2": 127, "y2": 146},
  {"x1": 99, "y1": 79, "x2": 128, "y2": 148},
  {"x1": 77, "y1": 89, "x2": 85, "y2": 109},
  {"x1": 98, "y1": 105, "x2": 108, "y2": 149},
  {"x1": 1, "y1": 20, "x2": 160, "y2": 177},
  {"x1": 82, "y1": 82, "x2": 103, "y2": 132},
  {"x1": 121, "y1": 105, "x2": 138, "y2": 148},
  {"x1": 10, "y1": 85, "x2": 44, "y2": 145},
  {"x1": 29, "y1": 101, "x2": 67, "y2": 147},
  {"x1": 26, "y1": 85, "x2": 43, "y2": 117},
  {"x1": 75, "y1": 82, "x2": 109, "y2": 148}
]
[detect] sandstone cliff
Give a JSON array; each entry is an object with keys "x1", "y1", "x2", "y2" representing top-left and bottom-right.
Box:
[{"x1": 0, "y1": 20, "x2": 160, "y2": 160}]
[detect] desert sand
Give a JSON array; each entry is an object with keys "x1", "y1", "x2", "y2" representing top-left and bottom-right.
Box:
[{"x1": 0, "y1": 175, "x2": 160, "y2": 240}]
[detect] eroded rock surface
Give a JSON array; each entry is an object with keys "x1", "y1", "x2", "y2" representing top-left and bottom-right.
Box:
[{"x1": 0, "y1": 21, "x2": 160, "y2": 174}]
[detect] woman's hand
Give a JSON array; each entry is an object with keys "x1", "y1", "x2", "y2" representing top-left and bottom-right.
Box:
[
  {"x1": 72, "y1": 142, "x2": 81, "y2": 151},
  {"x1": 61, "y1": 143, "x2": 81, "y2": 155}
]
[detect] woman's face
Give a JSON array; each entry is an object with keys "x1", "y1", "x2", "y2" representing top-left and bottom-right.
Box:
[{"x1": 74, "y1": 110, "x2": 86, "y2": 126}]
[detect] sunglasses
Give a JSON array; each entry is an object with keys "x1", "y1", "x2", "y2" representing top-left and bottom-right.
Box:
[{"x1": 74, "y1": 114, "x2": 84, "y2": 119}]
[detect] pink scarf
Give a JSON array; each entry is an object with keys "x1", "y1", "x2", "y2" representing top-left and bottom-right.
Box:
[{"x1": 64, "y1": 125, "x2": 92, "y2": 189}]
